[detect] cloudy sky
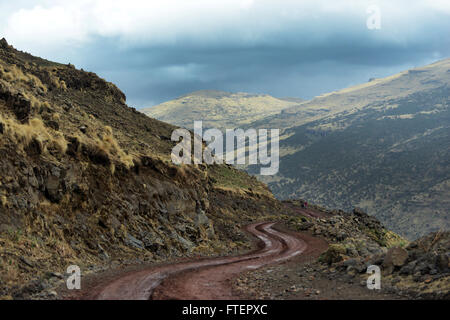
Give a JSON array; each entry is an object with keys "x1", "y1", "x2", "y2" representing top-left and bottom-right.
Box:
[{"x1": 1, "y1": 0, "x2": 449, "y2": 108}]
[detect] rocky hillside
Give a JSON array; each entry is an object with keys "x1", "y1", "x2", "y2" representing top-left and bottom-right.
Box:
[
  {"x1": 142, "y1": 90, "x2": 299, "y2": 130},
  {"x1": 235, "y1": 203, "x2": 449, "y2": 300},
  {"x1": 258, "y1": 59, "x2": 450, "y2": 239},
  {"x1": 0, "y1": 39, "x2": 282, "y2": 299}
]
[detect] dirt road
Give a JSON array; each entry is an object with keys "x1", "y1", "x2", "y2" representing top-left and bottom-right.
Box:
[{"x1": 82, "y1": 222, "x2": 308, "y2": 300}]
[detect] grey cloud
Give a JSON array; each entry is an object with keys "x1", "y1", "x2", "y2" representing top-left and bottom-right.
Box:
[{"x1": 14, "y1": 4, "x2": 449, "y2": 107}]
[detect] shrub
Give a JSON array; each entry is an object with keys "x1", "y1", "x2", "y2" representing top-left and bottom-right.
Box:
[
  {"x1": 96, "y1": 126, "x2": 134, "y2": 168},
  {"x1": 0, "y1": 64, "x2": 47, "y2": 93}
]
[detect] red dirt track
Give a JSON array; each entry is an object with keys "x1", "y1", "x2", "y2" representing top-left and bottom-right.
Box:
[{"x1": 81, "y1": 222, "x2": 309, "y2": 300}]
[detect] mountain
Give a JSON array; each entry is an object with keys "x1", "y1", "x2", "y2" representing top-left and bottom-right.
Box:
[
  {"x1": 254, "y1": 59, "x2": 450, "y2": 130},
  {"x1": 258, "y1": 59, "x2": 450, "y2": 239},
  {"x1": 0, "y1": 39, "x2": 282, "y2": 297},
  {"x1": 142, "y1": 90, "x2": 300, "y2": 130},
  {"x1": 151, "y1": 59, "x2": 450, "y2": 239}
]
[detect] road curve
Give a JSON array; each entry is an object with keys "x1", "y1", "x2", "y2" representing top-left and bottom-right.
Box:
[{"x1": 87, "y1": 222, "x2": 307, "y2": 300}]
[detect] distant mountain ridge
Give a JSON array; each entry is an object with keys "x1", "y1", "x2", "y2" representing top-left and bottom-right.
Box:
[{"x1": 142, "y1": 90, "x2": 302, "y2": 130}]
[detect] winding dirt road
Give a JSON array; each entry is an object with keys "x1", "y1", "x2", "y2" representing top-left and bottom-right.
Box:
[{"x1": 83, "y1": 222, "x2": 308, "y2": 300}]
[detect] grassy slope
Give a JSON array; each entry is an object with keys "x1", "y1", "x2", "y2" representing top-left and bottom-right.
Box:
[{"x1": 142, "y1": 90, "x2": 299, "y2": 130}]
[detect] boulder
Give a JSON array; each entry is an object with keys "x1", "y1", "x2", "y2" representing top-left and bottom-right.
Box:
[
  {"x1": 384, "y1": 247, "x2": 409, "y2": 267},
  {"x1": 319, "y1": 244, "x2": 346, "y2": 265}
]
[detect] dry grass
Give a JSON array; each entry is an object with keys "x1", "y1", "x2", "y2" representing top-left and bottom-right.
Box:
[
  {"x1": 96, "y1": 126, "x2": 134, "y2": 168},
  {"x1": 1, "y1": 114, "x2": 68, "y2": 155},
  {"x1": 1, "y1": 195, "x2": 7, "y2": 207},
  {"x1": 24, "y1": 92, "x2": 43, "y2": 110},
  {"x1": 418, "y1": 229, "x2": 446, "y2": 252},
  {"x1": 47, "y1": 70, "x2": 67, "y2": 91},
  {"x1": 73, "y1": 125, "x2": 135, "y2": 169},
  {"x1": 51, "y1": 112, "x2": 60, "y2": 121},
  {"x1": 0, "y1": 63, "x2": 47, "y2": 93}
]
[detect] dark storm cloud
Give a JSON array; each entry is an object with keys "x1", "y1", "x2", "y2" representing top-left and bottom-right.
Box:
[
  {"x1": 2, "y1": 1, "x2": 450, "y2": 106},
  {"x1": 82, "y1": 24, "x2": 450, "y2": 107}
]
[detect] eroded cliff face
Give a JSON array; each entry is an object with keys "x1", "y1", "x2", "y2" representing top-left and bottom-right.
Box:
[{"x1": 0, "y1": 39, "x2": 281, "y2": 298}]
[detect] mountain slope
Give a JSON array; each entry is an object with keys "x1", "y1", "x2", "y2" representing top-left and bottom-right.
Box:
[
  {"x1": 142, "y1": 90, "x2": 300, "y2": 130},
  {"x1": 256, "y1": 59, "x2": 450, "y2": 130},
  {"x1": 257, "y1": 59, "x2": 450, "y2": 239},
  {"x1": 0, "y1": 39, "x2": 282, "y2": 297}
]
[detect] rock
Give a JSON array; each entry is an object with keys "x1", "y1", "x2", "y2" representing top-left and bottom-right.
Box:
[
  {"x1": 25, "y1": 137, "x2": 43, "y2": 156},
  {"x1": 98, "y1": 244, "x2": 110, "y2": 260},
  {"x1": 384, "y1": 247, "x2": 409, "y2": 267},
  {"x1": 344, "y1": 259, "x2": 365, "y2": 273},
  {"x1": 343, "y1": 258, "x2": 358, "y2": 267},
  {"x1": 206, "y1": 224, "x2": 215, "y2": 238},
  {"x1": 298, "y1": 222, "x2": 314, "y2": 231},
  {"x1": 366, "y1": 254, "x2": 384, "y2": 267},
  {"x1": 201, "y1": 199, "x2": 210, "y2": 211},
  {"x1": 83, "y1": 144, "x2": 110, "y2": 165},
  {"x1": 125, "y1": 235, "x2": 144, "y2": 250},
  {"x1": 45, "y1": 120, "x2": 59, "y2": 131},
  {"x1": 48, "y1": 291, "x2": 58, "y2": 298},
  {"x1": 399, "y1": 261, "x2": 417, "y2": 275},
  {"x1": 50, "y1": 272, "x2": 64, "y2": 279},
  {"x1": 436, "y1": 254, "x2": 449, "y2": 272},
  {"x1": 359, "y1": 248, "x2": 370, "y2": 258},
  {"x1": 0, "y1": 121, "x2": 3, "y2": 134},
  {"x1": 0, "y1": 38, "x2": 9, "y2": 49},
  {"x1": 319, "y1": 244, "x2": 346, "y2": 265},
  {"x1": 20, "y1": 256, "x2": 34, "y2": 268},
  {"x1": 171, "y1": 232, "x2": 194, "y2": 251},
  {"x1": 414, "y1": 261, "x2": 431, "y2": 275},
  {"x1": 336, "y1": 231, "x2": 347, "y2": 241},
  {"x1": 50, "y1": 166, "x2": 61, "y2": 178},
  {"x1": 143, "y1": 233, "x2": 165, "y2": 252},
  {"x1": 194, "y1": 211, "x2": 209, "y2": 227},
  {"x1": 353, "y1": 207, "x2": 366, "y2": 217},
  {"x1": 45, "y1": 175, "x2": 62, "y2": 203},
  {"x1": 79, "y1": 125, "x2": 87, "y2": 134}
]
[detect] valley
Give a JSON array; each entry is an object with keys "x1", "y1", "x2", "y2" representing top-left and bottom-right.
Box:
[{"x1": 148, "y1": 60, "x2": 450, "y2": 240}]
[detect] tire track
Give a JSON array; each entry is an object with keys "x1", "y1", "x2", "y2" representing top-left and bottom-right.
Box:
[{"x1": 87, "y1": 222, "x2": 307, "y2": 300}]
